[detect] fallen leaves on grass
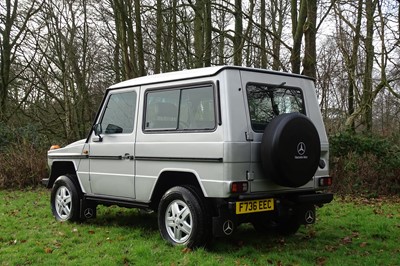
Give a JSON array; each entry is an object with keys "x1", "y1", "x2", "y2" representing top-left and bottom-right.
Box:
[
  {"x1": 44, "y1": 247, "x2": 53, "y2": 254},
  {"x1": 122, "y1": 257, "x2": 130, "y2": 266},
  {"x1": 181, "y1": 247, "x2": 192, "y2": 253},
  {"x1": 276, "y1": 238, "x2": 286, "y2": 246},
  {"x1": 341, "y1": 236, "x2": 352, "y2": 245},
  {"x1": 303, "y1": 228, "x2": 317, "y2": 239},
  {"x1": 338, "y1": 195, "x2": 400, "y2": 205},
  {"x1": 8, "y1": 239, "x2": 18, "y2": 245},
  {"x1": 9, "y1": 209, "x2": 20, "y2": 216},
  {"x1": 266, "y1": 259, "x2": 283, "y2": 266},
  {"x1": 325, "y1": 245, "x2": 337, "y2": 252},
  {"x1": 316, "y1": 256, "x2": 328, "y2": 266},
  {"x1": 340, "y1": 231, "x2": 361, "y2": 245}
]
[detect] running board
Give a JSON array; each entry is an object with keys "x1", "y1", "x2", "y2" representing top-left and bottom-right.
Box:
[{"x1": 85, "y1": 195, "x2": 151, "y2": 209}]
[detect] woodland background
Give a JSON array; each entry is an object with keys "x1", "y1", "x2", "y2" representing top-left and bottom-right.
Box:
[{"x1": 0, "y1": 0, "x2": 399, "y2": 194}]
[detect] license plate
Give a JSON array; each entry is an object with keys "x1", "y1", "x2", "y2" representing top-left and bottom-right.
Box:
[{"x1": 236, "y1": 198, "x2": 274, "y2": 214}]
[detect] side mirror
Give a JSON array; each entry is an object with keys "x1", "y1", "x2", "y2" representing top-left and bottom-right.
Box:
[{"x1": 93, "y1": 124, "x2": 103, "y2": 142}]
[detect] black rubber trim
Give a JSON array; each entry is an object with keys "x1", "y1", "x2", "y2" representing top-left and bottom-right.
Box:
[
  {"x1": 88, "y1": 155, "x2": 123, "y2": 160},
  {"x1": 48, "y1": 155, "x2": 88, "y2": 159},
  {"x1": 216, "y1": 80, "x2": 222, "y2": 126},
  {"x1": 135, "y1": 156, "x2": 223, "y2": 163},
  {"x1": 48, "y1": 155, "x2": 222, "y2": 162}
]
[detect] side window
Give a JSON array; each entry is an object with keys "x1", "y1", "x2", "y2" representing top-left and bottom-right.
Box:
[
  {"x1": 145, "y1": 85, "x2": 215, "y2": 131},
  {"x1": 247, "y1": 83, "x2": 304, "y2": 132},
  {"x1": 100, "y1": 91, "x2": 137, "y2": 134},
  {"x1": 145, "y1": 90, "x2": 180, "y2": 130}
]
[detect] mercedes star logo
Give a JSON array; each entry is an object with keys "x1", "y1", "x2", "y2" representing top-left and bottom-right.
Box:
[
  {"x1": 84, "y1": 208, "x2": 94, "y2": 219},
  {"x1": 297, "y1": 142, "x2": 306, "y2": 156},
  {"x1": 305, "y1": 210, "x2": 315, "y2": 224},
  {"x1": 222, "y1": 220, "x2": 234, "y2": 235}
]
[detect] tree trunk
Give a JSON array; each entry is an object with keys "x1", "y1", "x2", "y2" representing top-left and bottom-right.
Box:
[
  {"x1": 204, "y1": 0, "x2": 212, "y2": 67},
  {"x1": 172, "y1": 0, "x2": 178, "y2": 70},
  {"x1": 155, "y1": 0, "x2": 162, "y2": 74},
  {"x1": 361, "y1": 0, "x2": 376, "y2": 131},
  {"x1": 290, "y1": 0, "x2": 307, "y2": 74},
  {"x1": 347, "y1": 0, "x2": 363, "y2": 132},
  {"x1": 134, "y1": 0, "x2": 145, "y2": 77},
  {"x1": 233, "y1": 0, "x2": 243, "y2": 66},
  {"x1": 194, "y1": 0, "x2": 205, "y2": 68},
  {"x1": 260, "y1": 0, "x2": 267, "y2": 68},
  {"x1": 302, "y1": 0, "x2": 317, "y2": 78},
  {"x1": 271, "y1": 0, "x2": 287, "y2": 71}
]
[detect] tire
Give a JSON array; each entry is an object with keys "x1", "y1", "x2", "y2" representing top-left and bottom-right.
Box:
[
  {"x1": 260, "y1": 113, "x2": 321, "y2": 187},
  {"x1": 158, "y1": 186, "x2": 209, "y2": 248},
  {"x1": 51, "y1": 175, "x2": 81, "y2": 222}
]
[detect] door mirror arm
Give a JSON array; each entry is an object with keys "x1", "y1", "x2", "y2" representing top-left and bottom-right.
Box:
[{"x1": 93, "y1": 124, "x2": 103, "y2": 142}]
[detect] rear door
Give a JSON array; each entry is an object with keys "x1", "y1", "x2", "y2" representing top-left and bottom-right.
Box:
[
  {"x1": 88, "y1": 87, "x2": 139, "y2": 198},
  {"x1": 239, "y1": 71, "x2": 314, "y2": 192}
]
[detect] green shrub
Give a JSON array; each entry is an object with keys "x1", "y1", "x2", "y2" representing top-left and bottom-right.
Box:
[{"x1": 330, "y1": 132, "x2": 400, "y2": 195}]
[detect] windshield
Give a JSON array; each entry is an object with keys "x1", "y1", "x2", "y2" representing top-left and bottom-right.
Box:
[{"x1": 246, "y1": 83, "x2": 305, "y2": 132}]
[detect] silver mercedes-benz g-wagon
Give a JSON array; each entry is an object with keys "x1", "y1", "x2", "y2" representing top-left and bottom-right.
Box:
[{"x1": 43, "y1": 66, "x2": 333, "y2": 248}]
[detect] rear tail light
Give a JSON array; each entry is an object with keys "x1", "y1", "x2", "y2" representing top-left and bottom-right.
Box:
[
  {"x1": 319, "y1": 177, "x2": 332, "y2": 187},
  {"x1": 231, "y1": 182, "x2": 248, "y2": 193}
]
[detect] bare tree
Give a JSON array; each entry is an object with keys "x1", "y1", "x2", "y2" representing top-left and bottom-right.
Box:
[
  {"x1": 0, "y1": 0, "x2": 42, "y2": 122},
  {"x1": 1, "y1": 0, "x2": 400, "y2": 142}
]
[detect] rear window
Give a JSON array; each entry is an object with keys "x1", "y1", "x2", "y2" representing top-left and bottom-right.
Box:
[{"x1": 246, "y1": 83, "x2": 305, "y2": 132}]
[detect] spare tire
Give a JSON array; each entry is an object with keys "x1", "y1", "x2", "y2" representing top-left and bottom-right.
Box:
[{"x1": 260, "y1": 113, "x2": 320, "y2": 187}]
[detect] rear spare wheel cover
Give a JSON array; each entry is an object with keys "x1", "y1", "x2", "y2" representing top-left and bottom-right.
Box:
[{"x1": 260, "y1": 113, "x2": 321, "y2": 187}]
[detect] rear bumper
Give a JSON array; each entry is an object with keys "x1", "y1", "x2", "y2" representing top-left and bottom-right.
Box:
[
  {"x1": 212, "y1": 192, "x2": 333, "y2": 237},
  {"x1": 237, "y1": 192, "x2": 333, "y2": 204},
  {"x1": 292, "y1": 193, "x2": 334, "y2": 205}
]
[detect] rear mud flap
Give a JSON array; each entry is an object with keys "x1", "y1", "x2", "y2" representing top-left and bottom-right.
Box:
[
  {"x1": 80, "y1": 199, "x2": 97, "y2": 219},
  {"x1": 212, "y1": 208, "x2": 237, "y2": 238},
  {"x1": 295, "y1": 205, "x2": 316, "y2": 225}
]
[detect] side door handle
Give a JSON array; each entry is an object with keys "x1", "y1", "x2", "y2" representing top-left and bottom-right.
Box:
[{"x1": 122, "y1": 153, "x2": 134, "y2": 160}]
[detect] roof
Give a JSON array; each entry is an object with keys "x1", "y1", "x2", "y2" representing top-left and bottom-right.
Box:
[{"x1": 109, "y1": 65, "x2": 313, "y2": 89}]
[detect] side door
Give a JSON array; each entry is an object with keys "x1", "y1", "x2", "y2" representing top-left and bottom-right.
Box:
[{"x1": 88, "y1": 87, "x2": 139, "y2": 199}]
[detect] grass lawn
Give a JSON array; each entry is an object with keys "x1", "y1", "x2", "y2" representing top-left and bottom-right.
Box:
[{"x1": 0, "y1": 188, "x2": 399, "y2": 265}]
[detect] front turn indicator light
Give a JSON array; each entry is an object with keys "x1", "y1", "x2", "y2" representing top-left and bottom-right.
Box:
[{"x1": 50, "y1": 145, "x2": 61, "y2": 150}]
